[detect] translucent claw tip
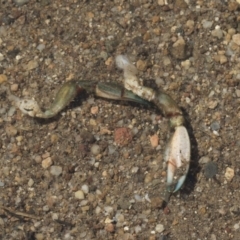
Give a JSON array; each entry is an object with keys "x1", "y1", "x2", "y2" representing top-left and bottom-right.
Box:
[
  {"x1": 115, "y1": 55, "x2": 131, "y2": 70},
  {"x1": 115, "y1": 55, "x2": 138, "y2": 76}
]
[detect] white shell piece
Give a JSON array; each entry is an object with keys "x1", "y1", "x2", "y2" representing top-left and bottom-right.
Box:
[
  {"x1": 18, "y1": 99, "x2": 42, "y2": 117},
  {"x1": 115, "y1": 55, "x2": 155, "y2": 101},
  {"x1": 166, "y1": 126, "x2": 190, "y2": 192}
]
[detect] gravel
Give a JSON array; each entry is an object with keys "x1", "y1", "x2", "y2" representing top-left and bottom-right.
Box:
[{"x1": 1, "y1": 1, "x2": 240, "y2": 239}]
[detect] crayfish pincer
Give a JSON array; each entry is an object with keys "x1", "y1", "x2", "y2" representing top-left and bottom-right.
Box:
[
  {"x1": 116, "y1": 55, "x2": 190, "y2": 194},
  {"x1": 9, "y1": 54, "x2": 191, "y2": 197}
]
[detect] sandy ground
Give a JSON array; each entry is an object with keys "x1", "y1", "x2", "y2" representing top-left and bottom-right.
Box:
[{"x1": 1, "y1": 0, "x2": 240, "y2": 239}]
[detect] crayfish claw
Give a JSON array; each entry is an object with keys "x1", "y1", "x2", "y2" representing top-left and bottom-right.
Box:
[{"x1": 165, "y1": 126, "x2": 190, "y2": 193}]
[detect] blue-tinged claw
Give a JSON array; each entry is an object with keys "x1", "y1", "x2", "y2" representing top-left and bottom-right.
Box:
[{"x1": 165, "y1": 126, "x2": 190, "y2": 193}]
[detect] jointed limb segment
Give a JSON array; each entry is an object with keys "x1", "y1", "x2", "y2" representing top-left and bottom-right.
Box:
[{"x1": 8, "y1": 54, "x2": 191, "y2": 196}]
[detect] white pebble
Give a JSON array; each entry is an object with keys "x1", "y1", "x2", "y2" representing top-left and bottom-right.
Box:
[
  {"x1": 28, "y1": 178, "x2": 34, "y2": 187},
  {"x1": 81, "y1": 184, "x2": 89, "y2": 194},
  {"x1": 52, "y1": 213, "x2": 59, "y2": 220},
  {"x1": 234, "y1": 223, "x2": 239, "y2": 230},
  {"x1": 91, "y1": 144, "x2": 100, "y2": 155},
  {"x1": 124, "y1": 226, "x2": 129, "y2": 232},
  {"x1": 155, "y1": 224, "x2": 165, "y2": 233},
  {"x1": 95, "y1": 206, "x2": 101, "y2": 214},
  {"x1": 50, "y1": 166, "x2": 62, "y2": 176},
  {"x1": 37, "y1": 44, "x2": 45, "y2": 52},
  {"x1": 225, "y1": 167, "x2": 234, "y2": 182},
  {"x1": 75, "y1": 190, "x2": 85, "y2": 200},
  {"x1": 135, "y1": 225, "x2": 142, "y2": 234},
  {"x1": 202, "y1": 19, "x2": 213, "y2": 29},
  {"x1": 104, "y1": 206, "x2": 113, "y2": 215},
  {"x1": 134, "y1": 194, "x2": 142, "y2": 202}
]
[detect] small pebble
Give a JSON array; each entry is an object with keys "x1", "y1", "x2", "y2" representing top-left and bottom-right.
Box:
[
  {"x1": 208, "y1": 100, "x2": 218, "y2": 109},
  {"x1": 181, "y1": 59, "x2": 191, "y2": 69},
  {"x1": 42, "y1": 157, "x2": 53, "y2": 169},
  {"x1": 211, "y1": 29, "x2": 223, "y2": 39},
  {"x1": 105, "y1": 223, "x2": 115, "y2": 233},
  {"x1": 114, "y1": 128, "x2": 132, "y2": 146},
  {"x1": 42, "y1": 152, "x2": 50, "y2": 159},
  {"x1": 7, "y1": 107, "x2": 16, "y2": 117},
  {"x1": 202, "y1": 20, "x2": 213, "y2": 29},
  {"x1": 90, "y1": 106, "x2": 98, "y2": 115},
  {"x1": 0, "y1": 53, "x2": 4, "y2": 62},
  {"x1": 210, "y1": 121, "x2": 220, "y2": 131},
  {"x1": 13, "y1": 0, "x2": 29, "y2": 6},
  {"x1": 25, "y1": 60, "x2": 39, "y2": 71},
  {"x1": 75, "y1": 190, "x2": 85, "y2": 200},
  {"x1": 5, "y1": 125, "x2": 17, "y2": 136},
  {"x1": 34, "y1": 155, "x2": 42, "y2": 163},
  {"x1": 28, "y1": 178, "x2": 34, "y2": 187},
  {"x1": 233, "y1": 223, "x2": 239, "y2": 230},
  {"x1": 155, "y1": 224, "x2": 165, "y2": 233},
  {"x1": 236, "y1": 89, "x2": 240, "y2": 98},
  {"x1": 104, "y1": 206, "x2": 113, "y2": 215},
  {"x1": 171, "y1": 36, "x2": 186, "y2": 60},
  {"x1": 90, "y1": 144, "x2": 100, "y2": 155},
  {"x1": 149, "y1": 134, "x2": 159, "y2": 147},
  {"x1": 81, "y1": 184, "x2": 89, "y2": 194},
  {"x1": 10, "y1": 84, "x2": 19, "y2": 92},
  {"x1": 199, "y1": 156, "x2": 210, "y2": 164},
  {"x1": 204, "y1": 161, "x2": 218, "y2": 179},
  {"x1": 0, "y1": 74, "x2": 7, "y2": 83},
  {"x1": 35, "y1": 233, "x2": 44, "y2": 240},
  {"x1": 50, "y1": 166, "x2": 62, "y2": 176},
  {"x1": 225, "y1": 167, "x2": 234, "y2": 182},
  {"x1": 232, "y1": 34, "x2": 240, "y2": 46},
  {"x1": 134, "y1": 225, "x2": 142, "y2": 234},
  {"x1": 37, "y1": 44, "x2": 45, "y2": 51},
  {"x1": 136, "y1": 59, "x2": 147, "y2": 71},
  {"x1": 43, "y1": 205, "x2": 49, "y2": 212},
  {"x1": 158, "y1": 0, "x2": 165, "y2": 6}
]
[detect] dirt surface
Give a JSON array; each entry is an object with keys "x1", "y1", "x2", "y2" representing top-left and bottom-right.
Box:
[{"x1": 1, "y1": 0, "x2": 240, "y2": 239}]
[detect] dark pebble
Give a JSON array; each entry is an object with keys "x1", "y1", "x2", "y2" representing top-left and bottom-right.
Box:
[{"x1": 204, "y1": 161, "x2": 218, "y2": 179}]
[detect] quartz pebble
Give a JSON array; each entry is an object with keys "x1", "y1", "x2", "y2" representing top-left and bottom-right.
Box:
[
  {"x1": 199, "y1": 156, "x2": 210, "y2": 164},
  {"x1": 155, "y1": 224, "x2": 165, "y2": 233},
  {"x1": 232, "y1": 34, "x2": 240, "y2": 46},
  {"x1": 42, "y1": 157, "x2": 53, "y2": 169},
  {"x1": 225, "y1": 167, "x2": 234, "y2": 182},
  {"x1": 75, "y1": 190, "x2": 85, "y2": 199},
  {"x1": 28, "y1": 178, "x2": 34, "y2": 187},
  {"x1": 211, "y1": 29, "x2": 223, "y2": 39},
  {"x1": 25, "y1": 60, "x2": 39, "y2": 71},
  {"x1": 37, "y1": 44, "x2": 45, "y2": 51},
  {"x1": 202, "y1": 20, "x2": 213, "y2": 29},
  {"x1": 91, "y1": 144, "x2": 100, "y2": 155},
  {"x1": 50, "y1": 166, "x2": 62, "y2": 176},
  {"x1": 81, "y1": 184, "x2": 89, "y2": 194}
]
